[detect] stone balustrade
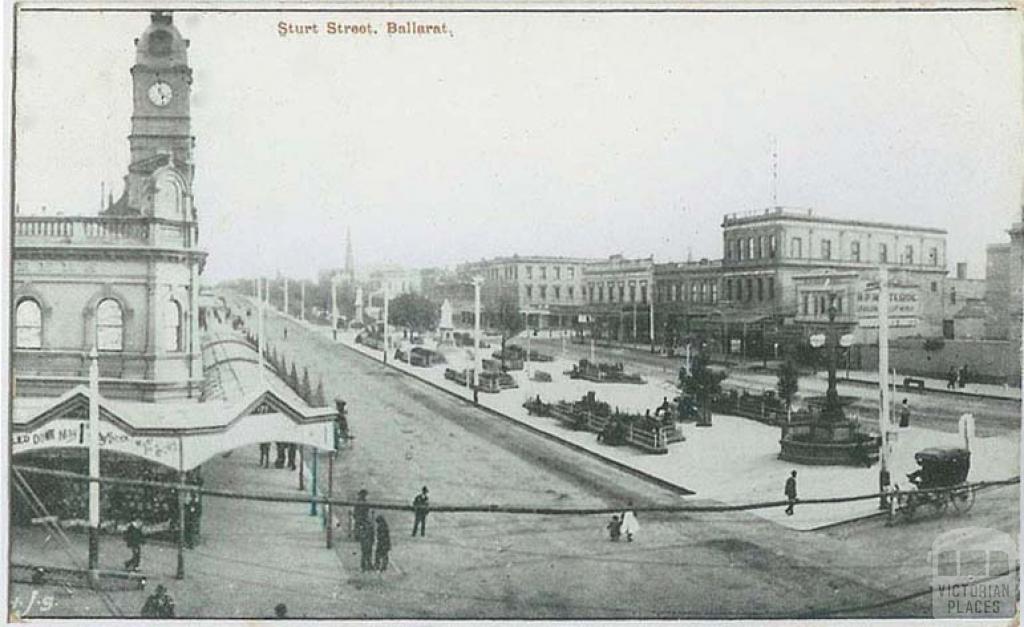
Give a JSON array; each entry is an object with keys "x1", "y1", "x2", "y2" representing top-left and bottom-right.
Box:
[{"x1": 15, "y1": 216, "x2": 193, "y2": 248}]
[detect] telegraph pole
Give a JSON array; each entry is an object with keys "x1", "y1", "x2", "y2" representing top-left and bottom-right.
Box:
[
  {"x1": 258, "y1": 278, "x2": 266, "y2": 387},
  {"x1": 383, "y1": 282, "x2": 390, "y2": 364},
  {"x1": 878, "y1": 265, "x2": 892, "y2": 509},
  {"x1": 330, "y1": 274, "x2": 339, "y2": 341},
  {"x1": 87, "y1": 346, "x2": 100, "y2": 585},
  {"x1": 472, "y1": 277, "x2": 483, "y2": 391}
]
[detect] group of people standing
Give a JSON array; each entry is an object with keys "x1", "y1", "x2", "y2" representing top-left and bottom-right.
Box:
[
  {"x1": 946, "y1": 364, "x2": 972, "y2": 390},
  {"x1": 352, "y1": 486, "x2": 431, "y2": 573},
  {"x1": 259, "y1": 442, "x2": 298, "y2": 470}
]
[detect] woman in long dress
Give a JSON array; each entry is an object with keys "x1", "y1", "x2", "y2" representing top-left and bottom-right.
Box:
[{"x1": 620, "y1": 502, "x2": 639, "y2": 542}]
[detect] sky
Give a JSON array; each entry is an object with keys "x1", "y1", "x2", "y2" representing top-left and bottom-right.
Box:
[{"x1": 12, "y1": 7, "x2": 1023, "y2": 281}]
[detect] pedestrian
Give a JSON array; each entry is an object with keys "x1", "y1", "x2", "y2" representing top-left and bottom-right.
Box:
[
  {"x1": 946, "y1": 366, "x2": 957, "y2": 390},
  {"x1": 274, "y1": 442, "x2": 286, "y2": 468},
  {"x1": 412, "y1": 486, "x2": 429, "y2": 537},
  {"x1": 607, "y1": 514, "x2": 622, "y2": 541},
  {"x1": 286, "y1": 443, "x2": 297, "y2": 470},
  {"x1": 374, "y1": 515, "x2": 391, "y2": 572},
  {"x1": 353, "y1": 488, "x2": 370, "y2": 535},
  {"x1": 140, "y1": 584, "x2": 175, "y2": 618},
  {"x1": 784, "y1": 470, "x2": 798, "y2": 515},
  {"x1": 273, "y1": 603, "x2": 288, "y2": 618},
  {"x1": 123, "y1": 519, "x2": 144, "y2": 571},
  {"x1": 620, "y1": 502, "x2": 639, "y2": 542},
  {"x1": 357, "y1": 514, "x2": 375, "y2": 572},
  {"x1": 958, "y1": 364, "x2": 968, "y2": 389},
  {"x1": 898, "y1": 398, "x2": 911, "y2": 428},
  {"x1": 258, "y1": 442, "x2": 271, "y2": 468},
  {"x1": 184, "y1": 493, "x2": 201, "y2": 549}
]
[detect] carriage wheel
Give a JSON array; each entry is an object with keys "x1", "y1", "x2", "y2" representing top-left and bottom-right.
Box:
[
  {"x1": 929, "y1": 495, "x2": 948, "y2": 515},
  {"x1": 951, "y1": 486, "x2": 975, "y2": 514},
  {"x1": 900, "y1": 493, "x2": 915, "y2": 520}
]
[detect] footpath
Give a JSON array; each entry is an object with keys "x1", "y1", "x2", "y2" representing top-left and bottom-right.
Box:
[{"x1": 10, "y1": 325, "x2": 350, "y2": 619}]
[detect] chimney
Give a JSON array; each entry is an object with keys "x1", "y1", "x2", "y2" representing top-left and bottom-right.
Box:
[{"x1": 956, "y1": 262, "x2": 967, "y2": 279}]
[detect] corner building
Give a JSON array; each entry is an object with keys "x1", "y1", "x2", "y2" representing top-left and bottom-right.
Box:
[{"x1": 13, "y1": 12, "x2": 206, "y2": 401}]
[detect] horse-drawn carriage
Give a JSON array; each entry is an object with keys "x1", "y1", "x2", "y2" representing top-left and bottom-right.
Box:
[{"x1": 893, "y1": 447, "x2": 975, "y2": 519}]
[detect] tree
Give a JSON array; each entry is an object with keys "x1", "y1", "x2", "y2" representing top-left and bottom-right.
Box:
[
  {"x1": 300, "y1": 367, "x2": 312, "y2": 403},
  {"x1": 387, "y1": 293, "x2": 439, "y2": 337},
  {"x1": 489, "y1": 295, "x2": 524, "y2": 370},
  {"x1": 288, "y1": 363, "x2": 300, "y2": 392},
  {"x1": 678, "y1": 352, "x2": 727, "y2": 426},
  {"x1": 777, "y1": 357, "x2": 799, "y2": 412}
]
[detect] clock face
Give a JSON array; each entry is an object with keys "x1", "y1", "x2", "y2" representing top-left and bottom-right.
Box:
[{"x1": 148, "y1": 81, "x2": 173, "y2": 107}]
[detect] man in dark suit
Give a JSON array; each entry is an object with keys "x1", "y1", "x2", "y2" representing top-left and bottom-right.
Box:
[
  {"x1": 412, "y1": 486, "x2": 429, "y2": 537},
  {"x1": 784, "y1": 471, "x2": 798, "y2": 516}
]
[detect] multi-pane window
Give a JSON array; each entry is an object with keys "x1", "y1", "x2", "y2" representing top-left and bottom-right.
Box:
[
  {"x1": 754, "y1": 237, "x2": 762, "y2": 259},
  {"x1": 96, "y1": 299, "x2": 124, "y2": 351},
  {"x1": 540, "y1": 267, "x2": 547, "y2": 280},
  {"x1": 164, "y1": 300, "x2": 183, "y2": 352},
  {"x1": 768, "y1": 235, "x2": 777, "y2": 258},
  {"x1": 690, "y1": 283, "x2": 698, "y2": 301},
  {"x1": 526, "y1": 266, "x2": 533, "y2": 279},
  {"x1": 746, "y1": 278, "x2": 754, "y2": 302},
  {"x1": 540, "y1": 285, "x2": 547, "y2": 300},
  {"x1": 757, "y1": 278, "x2": 764, "y2": 301},
  {"x1": 879, "y1": 243, "x2": 888, "y2": 263},
  {"x1": 598, "y1": 285, "x2": 604, "y2": 302},
  {"x1": 15, "y1": 299, "x2": 42, "y2": 349},
  {"x1": 791, "y1": 237, "x2": 802, "y2": 259},
  {"x1": 629, "y1": 284, "x2": 636, "y2": 303},
  {"x1": 929, "y1": 247, "x2": 938, "y2": 266},
  {"x1": 850, "y1": 241, "x2": 861, "y2": 262},
  {"x1": 619, "y1": 284, "x2": 625, "y2": 302},
  {"x1": 768, "y1": 277, "x2": 775, "y2": 300},
  {"x1": 904, "y1": 246, "x2": 914, "y2": 265},
  {"x1": 568, "y1": 267, "x2": 575, "y2": 280},
  {"x1": 640, "y1": 284, "x2": 647, "y2": 304},
  {"x1": 526, "y1": 285, "x2": 533, "y2": 299},
  {"x1": 710, "y1": 282, "x2": 718, "y2": 303},
  {"x1": 568, "y1": 286, "x2": 574, "y2": 300},
  {"x1": 725, "y1": 279, "x2": 733, "y2": 301},
  {"x1": 554, "y1": 267, "x2": 561, "y2": 280},
  {"x1": 554, "y1": 286, "x2": 561, "y2": 300},
  {"x1": 820, "y1": 239, "x2": 832, "y2": 260}
]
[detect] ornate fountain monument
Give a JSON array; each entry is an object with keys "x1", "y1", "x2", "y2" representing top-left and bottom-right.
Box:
[{"x1": 778, "y1": 299, "x2": 881, "y2": 465}]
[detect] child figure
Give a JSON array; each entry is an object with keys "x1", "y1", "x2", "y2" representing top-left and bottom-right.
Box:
[{"x1": 607, "y1": 515, "x2": 622, "y2": 541}]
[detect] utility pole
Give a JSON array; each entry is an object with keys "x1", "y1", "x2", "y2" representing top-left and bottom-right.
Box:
[
  {"x1": 472, "y1": 277, "x2": 483, "y2": 391},
  {"x1": 87, "y1": 346, "x2": 100, "y2": 586},
  {"x1": 330, "y1": 274, "x2": 339, "y2": 341},
  {"x1": 649, "y1": 300, "x2": 655, "y2": 354},
  {"x1": 383, "y1": 282, "x2": 390, "y2": 364},
  {"x1": 878, "y1": 265, "x2": 892, "y2": 509},
  {"x1": 258, "y1": 278, "x2": 266, "y2": 387}
]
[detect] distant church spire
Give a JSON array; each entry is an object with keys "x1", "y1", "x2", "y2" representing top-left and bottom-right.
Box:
[{"x1": 344, "y1": 227, "x2": 355, "y2": 282}]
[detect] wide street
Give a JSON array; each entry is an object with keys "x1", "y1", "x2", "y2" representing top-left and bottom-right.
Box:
[{"x1": 239, "y1": 298, "x2": 1018, "y2": 618}]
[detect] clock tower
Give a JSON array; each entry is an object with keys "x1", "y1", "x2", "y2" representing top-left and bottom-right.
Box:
[{"x1": 107, "y1": 11, "x2": 195, "y2": 220}]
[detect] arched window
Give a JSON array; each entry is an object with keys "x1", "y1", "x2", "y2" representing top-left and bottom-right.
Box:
[
  {"x1": 15, "y1": 299, "x2": 42, "y2": 349},
  {"x1": 96, "y1": 299, "x2": 124, "y2": 351},
  {"x1": 164, "y1": 300, "x2": 183, "y2": 351}
]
